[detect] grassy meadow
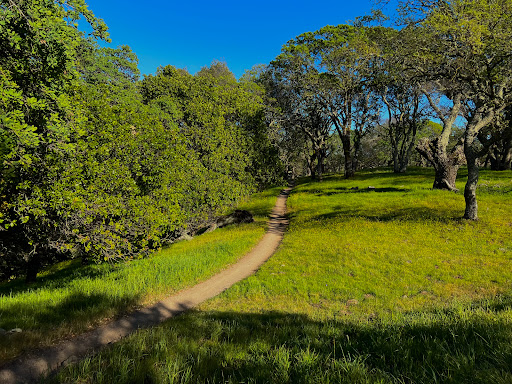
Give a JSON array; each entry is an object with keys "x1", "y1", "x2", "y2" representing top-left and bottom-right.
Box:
[
  {"x1": 0, "y1": 186, "x2": 284, "y2": 363},
  {"x1": 47, "y1": 167, "x2": 512, "y2": 384}
]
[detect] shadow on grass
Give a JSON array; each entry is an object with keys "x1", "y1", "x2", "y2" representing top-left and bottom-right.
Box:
[
  {"x1": 52, "y1": 299, "x2": 512, "y2": 384},
  {"x1": 0, "y1": 290, "x2": 142, "y2": 364},
  {"x1": 0, "y1": 260, "x2": 113, "y2": 297},
  {"x1": 311, "y1": 205, "x2": 464, "y2": 223},
  {"x1": 478, "y1": 169, "x2": 512, "y2": 180},
  {"x1": 301, "y1": 187, "x2": 412, "y2": 197}
]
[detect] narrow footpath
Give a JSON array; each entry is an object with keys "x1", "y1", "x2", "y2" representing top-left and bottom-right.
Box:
[{"x1": 0, "y1": 187, "x2": 292, "y2": 384}]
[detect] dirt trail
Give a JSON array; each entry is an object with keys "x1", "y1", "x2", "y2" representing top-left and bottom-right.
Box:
[{"x1": 0, "y1": 187, "x2": 292, "y2": 384}]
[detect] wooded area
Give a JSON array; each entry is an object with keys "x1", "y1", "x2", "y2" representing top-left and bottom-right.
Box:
[{"x1": 1, "y1": 0, "x2": 511, "y2": 283}]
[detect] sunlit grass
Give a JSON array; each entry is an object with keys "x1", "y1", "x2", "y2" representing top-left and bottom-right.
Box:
[
  {"x1": 0, "y1": 187, "x2": 283, "y2": 363},
  {"x1": 49, "y1": 168, "x2": 512, "y2": 383}
]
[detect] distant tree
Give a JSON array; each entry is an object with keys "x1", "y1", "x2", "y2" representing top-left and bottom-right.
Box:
[
  {"x1": 366, "y1": 25, "x2": 430, "y2": 174},
  {"x1": 269, "y1": 25, "x2": 384, "y2": 179},
  {"x1": 312, "y1": 25, "x2": 384, "y2": 177},
  {"x1": 196, "y1": 60, "x2": 236, "y2": 84},
  {"x1": 480, "y1": 106, "x2": 512, "y2": 171},
  {"x1": 380, "y1": 82, "x2": 428, "y2": 173},
  {"x1": 266, "y1": 55, "x2": 333, "y2": 181}
]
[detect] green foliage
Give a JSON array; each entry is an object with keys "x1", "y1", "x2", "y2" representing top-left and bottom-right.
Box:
[
  {"x1": 141, "y1": 63, "x2": 283, "y2": 194},
  {"x1": 269, "y1": 24, "x2": 387, "y2": 179},
  {"x1": 76, "y1": 38, "x2": 140, "y2": 88},
  {"x1": 0, "y1": 0, "x2": 109, "y2": 280},
  {"x1": 56, "y1": 83, "x2": 188, "y2": 263}
]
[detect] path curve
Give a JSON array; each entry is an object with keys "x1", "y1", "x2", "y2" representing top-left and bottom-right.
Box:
[{"x1": 0, "y1": 187, "x2": 292, "y2": 384}]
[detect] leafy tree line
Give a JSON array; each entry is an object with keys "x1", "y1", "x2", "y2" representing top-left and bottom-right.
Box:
[
  {"x1": 262, "y1": 0, "x2": 512, "y2": 220},
  {"x1": 0, "y1": 0, "x2": 282, "y2": 282}
]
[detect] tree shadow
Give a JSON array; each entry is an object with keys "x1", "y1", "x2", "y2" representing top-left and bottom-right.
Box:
[
  {"x1": 479, "y1": 169, "x2": 512, "y2": 180},
  {"x1": 312, "y1": 205, "x2": 464, "y2": 223},
  {"x1": 0, "y1": 260, "x2": 113, "y2": 297},
  {"x1": 304, "y1": 187, "x2": 413, "y2": 197},
  {"x1": 50, "y1": 297, "x2": 512, "y2": 383},
  {"x1": 0, "y1": 290, "x2": 142, "y2": 366}
]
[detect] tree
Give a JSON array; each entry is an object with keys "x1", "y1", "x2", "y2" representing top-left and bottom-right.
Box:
[
  {"x1": 269, "y1": 25, "x2": 383, "y2": 179},
  {"x1": 0, "y1": 0, "x2": 108, "y2": 281},
  {"x1": 239, "y1": 67, "x2": 285, "y2": 187},
  {"x1": 196, "y1": 60, "x2": 236, "y2": 85},
  {"x1": 313, "y1": 25, "x2": 383, "y2": 177},
  {"x1": 414, "y1": 90, "x2": 465, "y2": 190},
  {"x1": 266, "y1": 57, "x2": 333, "y2": 181},
  {"x1": 76, "y1": 38, "x2": 140, "y2": 88},
  {"x1": 480, "y1": 106, "x2": 512, "y2": 171},
  {"x1": 380, "y1": 82, "x2": 427, "y2": 173},
  {"x1": 140, "y1": 63, "x2": 282, "y2": 226},
  {"x1": 58, "y1": 83, "x2": 187, "y2": 265},
  {"x1": 386, "y1": 21, "x2": 467, "y2": 189},
  {"x1": 412, "y1": 0, "x2": 512, "y2": 219}
]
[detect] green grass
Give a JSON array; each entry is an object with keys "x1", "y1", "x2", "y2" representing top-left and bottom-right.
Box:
[
  {"x1": 0, "y1": 186, "x2": 284, "y2": 364},
  {"x1": 47, "y1": 168, "x2": 512, "y2": 383}
]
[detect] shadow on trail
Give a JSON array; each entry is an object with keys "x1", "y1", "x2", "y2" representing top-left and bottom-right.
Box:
[
  {"x1": 267, "y1": 188, "x2": 291, "y2": 235},
  {"x1": 49, "y1": 296, "x2": 512, "y2": 384},
  {"x1": 0, "y1": 289, "x2": 142, "y2": 362},
  {"x1": 0, "y1": 296, "x2": 188, "y2": 383}
]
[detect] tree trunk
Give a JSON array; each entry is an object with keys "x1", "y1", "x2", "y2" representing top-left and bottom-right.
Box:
[
  {"x1": 416, "y1": 137, "x2": 464, "y2": 191},
  {"x1": 353, "y1": 130, "x2": 362, "y2": 174},
  {"x1": 399, "y1": 130, "x2": 417, "y2": 173},
  {"x1": 308, "y1": 152, "x2": 316, "y2": 180},
  {"x1": 316, "y1": 148, "x2": 324, "y2": 181},
  {"x1": 464, "y1": 133, "x2": 479, "y2": 220},
  {"x1": 489, "y1": 149, "x2": 500, "y2": 171},
  {"x1": 341, "y1": 133, "x2": 354, "y2": 178},
  {"x1": 433, "y1": 164, "x2": 459, "y2": 190},
  {"x1": 25, "y1": 256, "x2": 40, "y2": 284},
  {"x1": 398, "y1": 159, "x2": 408, "y2": 173},
  {"x1": 392, "y1": 150, "x2": 400, "y2": 173},
  {"x1": 490, "y1": 142, "x2": 512, "y2": 170}
]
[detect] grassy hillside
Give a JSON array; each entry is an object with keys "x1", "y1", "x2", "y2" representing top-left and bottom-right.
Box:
[
  {"x1": 0, "y1": 186, "x2": 284, "y2": 364},
  {"x1": 48, "y1": 168, "x2": 512, "y2": 383}
]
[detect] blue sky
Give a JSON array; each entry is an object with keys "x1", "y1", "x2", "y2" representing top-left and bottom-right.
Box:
[{"x1": 83, "y1": 0, "x2": 394, "y2": 79}]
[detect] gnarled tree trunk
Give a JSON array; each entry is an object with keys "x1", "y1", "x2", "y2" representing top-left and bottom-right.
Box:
[{"x1": 416, "y1": 137, "x2": 465, "y2": 191}]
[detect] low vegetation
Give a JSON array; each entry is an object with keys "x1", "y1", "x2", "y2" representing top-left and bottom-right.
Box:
[
  {"x1": 0, "y1": 187, "x2": 283, "y2": 363},
  {"x1": 49, "y1": 168, "x2": 512, "y2": 383}
]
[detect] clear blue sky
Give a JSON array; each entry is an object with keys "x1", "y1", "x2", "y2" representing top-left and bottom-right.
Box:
[{"x1": 83, "y1": 0, "x2": 394, "y2": 79}]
